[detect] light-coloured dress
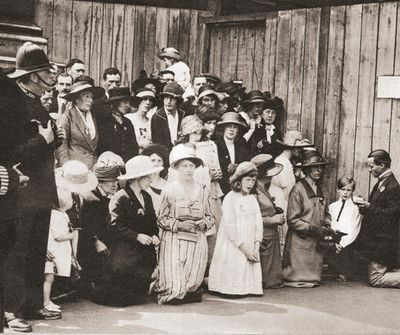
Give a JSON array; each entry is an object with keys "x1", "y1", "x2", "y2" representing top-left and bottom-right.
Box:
[
  {"x1": 44, "y1": 209, "x2": 72, "y2": 277},
  {"x1": 208, "y1": 191, "x2": 263, "y2": 295},
  {"x1": 156, "y1": 180, "x2": 214, "y2": 304}
]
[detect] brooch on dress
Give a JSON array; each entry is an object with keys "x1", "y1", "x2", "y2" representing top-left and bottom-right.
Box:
[{"x1": 137, "y1": 208, "x2": 145, "y2": 215}]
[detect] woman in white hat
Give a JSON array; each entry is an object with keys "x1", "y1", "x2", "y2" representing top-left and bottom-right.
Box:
[
  {"x1": 157, "y1": 145, "x2": 214, "y2": 304},
  {"x1": 158, "y1": 47, "x2": 191, "y2": 93},
  {"x1": 92, "y1": 156, "x2": 162, "y2": 306},
  {"x1": 208, "y1": 162, "x2": 263, "y2": 296},
  {"x1": 283, "y1": 150, "x2": 333, "y2": 288},
  {"x1": 56, "y1": 75, "x2": 105, "y2": 169}
]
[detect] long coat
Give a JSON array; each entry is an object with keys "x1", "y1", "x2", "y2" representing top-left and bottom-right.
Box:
[
  {"x1": 357, "y1": 173, "x2": 400, "y2": 268},
  {"x1": 150, "y1": 107, "x2": 185, "y2": 151},
  {"x1": 93, "y1": 186, "x2": 158, "y2": 306},
  {"x1": 97, "y1": 113, "x2": 139, "y2": 162},
  {"x1": 78, "y1": 187, "x2": 112, "y2": 285},
  {"x1": 283, "y1": 179, "x2": 331, "y2": 284},
  {"x1": 255, "y1": 182, "x2": 284, "y2": 288},
  {"x1": 56, "y1": 105, "x2": 98, "y2": 169},
  {"x1": 215, "y1": 135, "x2": 250, "y2": 195}
]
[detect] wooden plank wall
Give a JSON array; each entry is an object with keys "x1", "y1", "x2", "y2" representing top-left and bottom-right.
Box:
[
  {"x1": 208, "y1": 1, "x2": 400, "y2": 202},
  {"x1": 35, "y1": 0, "x2": 205, "y2": 86}
]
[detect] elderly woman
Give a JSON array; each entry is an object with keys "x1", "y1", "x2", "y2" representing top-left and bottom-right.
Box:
[
  {"x1": 56, "y1": 75, "x2": 104, "y2": 169},
  {"x1": 93, "y1": 156, "x2": 162, "y2": 306},
  {"x1": 156, "y1": 145, "x2": 214, "y2": 304},
  {"x1": 78, "y1": 157, "x2": 123, "y2": 297},
  {"x1": 96, "y1": 87, "x2": 139, "y2": 162},
  {"x1": 283, "y1": 150, "x2": 333, "y2": 288},
  {"x1": 251, "y1": 154, "x2": 285, "y2": 289},
  {"x1": 208, "y1": 162, "x2": 263, "y2": 296}
]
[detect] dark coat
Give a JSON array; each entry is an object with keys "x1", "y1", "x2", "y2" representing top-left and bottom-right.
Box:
[
  {"x1": 78, "y1": 187, "x2": 111, "y2": 284},
  {"x1": 97, "y1": 113, "x2": 139, "y2": 162},
  {"x1": 0, "y1": 76, "x2": 58, "y2": 216},
  {"x1": 215, "y1": 135, "x2": 250, "y2": 195},
  {"x1": 357, "y1": 173, "x2": 400, "y2": 268},
  {"x1": 150, "y1": 106, "x2": 185, "y2": 150},
  {"x1": 93, "y1": 186, "x2": 158, "y2": 306},
  {"x1": 253, "y1": 123, "x2": 283, "y2": 158}
]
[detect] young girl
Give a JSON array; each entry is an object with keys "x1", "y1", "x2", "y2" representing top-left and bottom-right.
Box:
[
  {"x1": 43, "y1": 187, "x2": 78, "y2": 315},
  {"x1": 208, "y1": 162, "x2": 263, "y2": 296},
  {"x1": 327, "y1": 177, "x2": 362, "y2": 281}
]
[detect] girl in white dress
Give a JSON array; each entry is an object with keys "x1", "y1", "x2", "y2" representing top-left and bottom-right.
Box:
[
  {"x1": 43, "y1": 188, "x2": 78, "y2": 314},
  {"x1": 209, "y1": 162, "x2": 263, "y2": 296}
]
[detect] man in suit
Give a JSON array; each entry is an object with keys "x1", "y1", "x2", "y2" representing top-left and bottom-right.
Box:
[
  {"x1": 357, "y1": 149, "x2": 400, "y2": 288},
  {"x1": 214, "y1": 112, "x2": 250, "y2": 195},
  {"x1": 151, "y1": 83, "x2": 185, "y2": 151},
  {"x1": 50, "y1": 73, "x2": 73, "y2": 115}
]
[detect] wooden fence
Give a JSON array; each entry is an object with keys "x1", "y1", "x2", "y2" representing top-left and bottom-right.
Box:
[
  {"x1": 34, "y1": 0, "x2": 206, "y2": 87},
  {"x1": 207, "y1": 2, "x2": 400, "y2": 201}
]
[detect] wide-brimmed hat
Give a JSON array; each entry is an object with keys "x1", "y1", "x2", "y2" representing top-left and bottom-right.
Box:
[
  {"x1": 198, "y1": 85, "x2": 220, "y2": 103},
  {"x1": 97, "y1": 151, "x2": 125, "y2": 168},
  {"x1": 93, "y1": 160, "x2": 122, "y2": 181},
  {"x1": 299, "y1": 150, "x2": 333, "y2": 168},
  {"x1": 217, "y1": 81, "x2": 246, "y2": 96},
  {"x1": 169, "y1": 144, "x2": 203, "y2": 169},
  {"x1": 8, "y1": 42, "x2": 54, "y2": 79},
  {"x1": 242, "y1": 90, "x2": 267, "y2": 105},
  {"x1": 55, "y1": 160, "x2": 98, "y2": 193},
  {"x1": 251, "y1": 154, "x2": 283, "y2": 178},
  {"x1": 180, "y1": 115, "x2": 204, "y2": 136},
  {"x1": 108, "y1": 87, "x2": 131, "y2": 103},
  {"x1": 263, "y1": 97, "x2": 284, "y2": 112},
  {"x1": 131, "y1": 87, "x2": 157, "y2": 106},
  {"x1": 131, "y1": 69, "x2": 163, "y2": 92},
  {"x1": 217, "y1": 112, "x2": 248, "y2": 129},
  {"x1": 118, "y1": 156, "x2": 163, "y2": 180},
  {"x1": 229, "y1": 161, "x2": 258, "y2": 184},
  {"x1": 160, "y1": 83, "x2": 184, "y2": 101},
  {"x1": 63, "y1": 75, "x2": 105, "y2": 101},
  {"x1": 158, "y1": 47, "x2": 182, "y2": 61},
  {"x1": 276, "y1": 130, "x2": 313, "y2": 148}
]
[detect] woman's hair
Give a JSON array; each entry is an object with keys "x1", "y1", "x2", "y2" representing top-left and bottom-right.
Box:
[
  {"x1": 337, "y1": 176, "x2": 356, "y2": 191},
  {"x1": 141, "y1": 144, "x2": 169, "y2": 178},
  {"x1": 230, "y1": 171, "x2": 258, "y2": 193},
  {"x1": 56, "y1": 187, "x2": 73, "y2": 211}
]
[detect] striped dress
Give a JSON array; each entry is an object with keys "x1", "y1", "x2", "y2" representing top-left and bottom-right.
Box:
[{"x1": 156, "y1": 180, "x2": 214, "y2": 304}]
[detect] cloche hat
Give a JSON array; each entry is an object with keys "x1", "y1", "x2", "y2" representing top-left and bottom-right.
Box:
[
  {"x1": 217, "y1": 112, "x2": 248, "y2": 129},
  {"x1": 118, "y1": 156, "x2": 163, "y2": 180},
  {"x1": 160, "y1": 83, "x2": 184, "y2": 101},
  {"x1": 180, "y1": 115, "x2": 204, "y2": 136},
  {"x1": 299, "y1": 150, "x2": 333, "y2": 168},
  {"x1": 242, "y1": 90, "x2": 267, "y2": 105},
  {"x1": 55, "y1": 160, "x2": 98, "y2": 193},
  {"x1": 169, "y1": 144, "x2": 203, "y2": 169},
  {"x1": 8, "y1": 42, "x2": 54, "y2": 78},
  {"x1": 108, "y1": 87, "x2": 131, "y2": 103}
]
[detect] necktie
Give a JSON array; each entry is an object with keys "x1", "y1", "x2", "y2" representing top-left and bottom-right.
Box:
[
  {"x1": 336, "y1": 199, "x2": 346, "y2": 222},
  {"x1": 368, "y1": 178, "x2": 382, "y2": 202}
]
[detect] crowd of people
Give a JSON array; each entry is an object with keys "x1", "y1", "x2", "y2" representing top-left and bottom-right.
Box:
[{"x1": 1, "y1": 41, "x2": 400, "y2": 333}]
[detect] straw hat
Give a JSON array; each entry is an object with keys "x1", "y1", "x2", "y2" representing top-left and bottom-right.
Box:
[
  {"x1": 97, "y1": 151, "x2": 125, "y2": 169},
  {"x1": 118, "y1": 156, "x2": 163, "y2": 180},
  {"x1": 276, "y1": 130, "x2": 313, "y2": 148},
  {"x1": 229, "y1": 161, "x2": 258, "y2": 184},
  {"x1": 158, "y1": 47, "x2": 183, "y2": 61},
  {"x1": 251, "y1": 154, "x2": 283, "y2": 178},
  {"x1": 180, "y1": 115, "x2": 204, "y2": 136},
  {"x1": 299, "y1": 150, "x2": 333, "y2": 168},
  {"x1": 131, "y1": 87, "x2": 156, "y2": 106},
  {"x1": 63, "y1": 75, "x2": 104, "y2": 101},
  {"x1": 217, "y1": 112, "x2": 248, "y2": 129},
  {"x1": 55, "y1": 160, "x2": 98, "y2": 193},
  {"x1": 8, "y1": 42, "x2": 54, "y2": 78},
  {"x1": 198, "y1": 85, "x2": 220, "y2": 103},
  {"x1": 169, "y1": 144, "x2": 203, "y2": 169}
]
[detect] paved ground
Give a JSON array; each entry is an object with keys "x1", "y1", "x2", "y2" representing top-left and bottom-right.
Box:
[{"x1": 7, "y1": 281, "x2": 400, "y2": 335}]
